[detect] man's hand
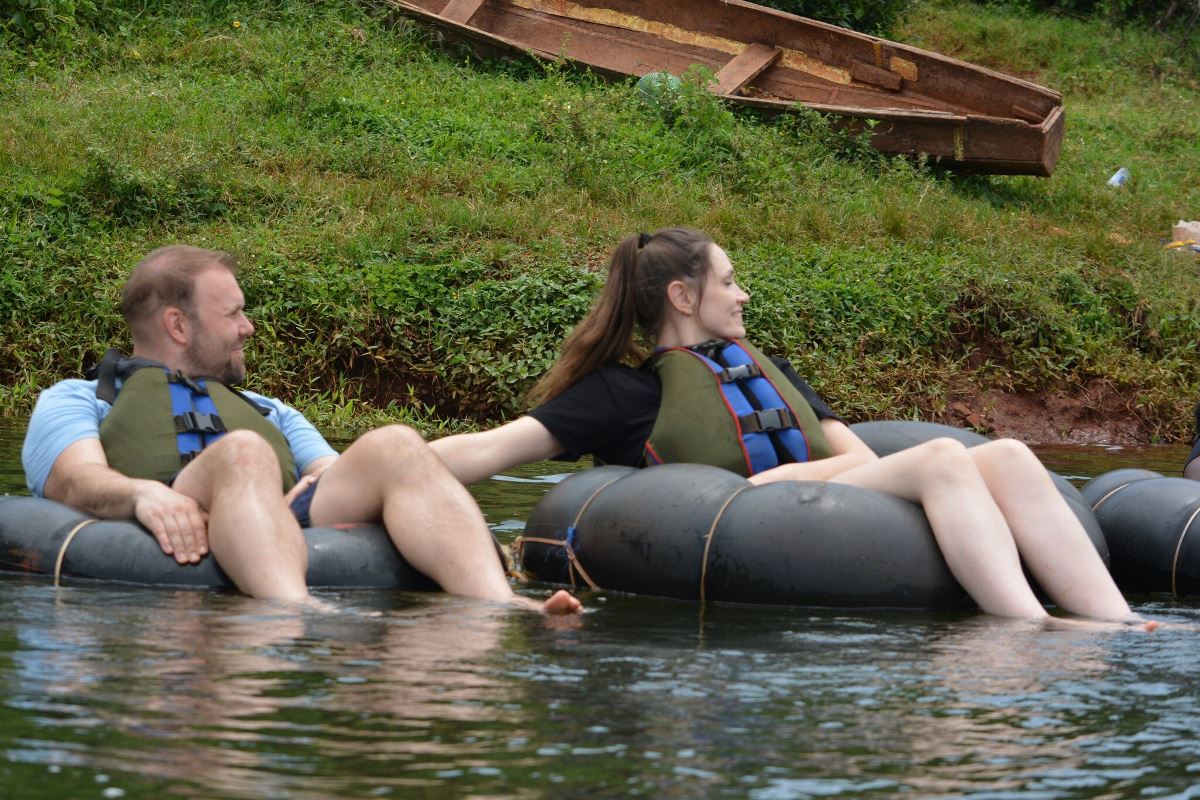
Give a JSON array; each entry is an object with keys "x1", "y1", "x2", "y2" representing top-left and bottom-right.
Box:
[
  {"x1": 131, "y1": 482, "x2": 209, "y2": 564},
  {"x1": 283, "y1": 457, "x2": 337, "y2": 507},
  {"x1": 284, "y1": 473, "x2": 319, "y2": 507}
]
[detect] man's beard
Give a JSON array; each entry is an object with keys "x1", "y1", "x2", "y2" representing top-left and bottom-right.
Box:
[{"x1": 185, "y1": 342, "x2": 245, "y2": 384}]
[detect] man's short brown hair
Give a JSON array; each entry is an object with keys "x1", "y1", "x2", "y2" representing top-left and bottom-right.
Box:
[{"x1": 121, "y1": 245, "x2": 238, "y2": 343}]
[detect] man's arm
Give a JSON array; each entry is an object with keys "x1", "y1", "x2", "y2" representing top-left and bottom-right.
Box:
[{"x1": 44, "y1": 438, "x2": 210, "y2": 564}]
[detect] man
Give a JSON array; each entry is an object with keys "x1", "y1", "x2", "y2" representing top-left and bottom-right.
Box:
[{"x1": 22, "y1": 245, "x2": 581, "y2": 614}]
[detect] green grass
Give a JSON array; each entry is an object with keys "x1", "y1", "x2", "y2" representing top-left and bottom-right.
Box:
[{"x1": 1, "y1": 0, "x2": 1198, "y2": 439}]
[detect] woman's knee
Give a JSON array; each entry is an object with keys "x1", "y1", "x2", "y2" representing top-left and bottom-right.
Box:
[
  {"x1": 914, "y1": 437, "x2": 978, "y2": 484},
  {"x1": 975, "y1": 437, "x2": 1042, "y2": 471}
]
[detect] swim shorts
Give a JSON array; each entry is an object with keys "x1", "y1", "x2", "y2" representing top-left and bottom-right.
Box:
[{"x1": 288, "y1": 478, "x2": 320, "y2": 528}]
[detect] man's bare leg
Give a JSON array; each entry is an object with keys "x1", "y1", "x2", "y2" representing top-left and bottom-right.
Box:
[
  {"x1": 308, "y1": 425, "x2": 581, "y2": 615},
  {"x1": 173, "y1": 430, "x2": 310, "y2": 601}
]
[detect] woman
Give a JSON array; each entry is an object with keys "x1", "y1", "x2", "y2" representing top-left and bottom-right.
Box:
[{"x1": 431, "y1": 227, "x2": 1144, "y2": 624}]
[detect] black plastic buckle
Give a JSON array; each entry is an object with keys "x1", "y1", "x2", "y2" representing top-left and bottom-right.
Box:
[
  {"x1": 738, "y1": 407, "x2": 798, "y2": 433},
  {"x1": 717, "y1": 363, "x2": 762, "y2": 383},
  {"x1": 174, "y1": 411, "x2": 227, "y2": 435}
]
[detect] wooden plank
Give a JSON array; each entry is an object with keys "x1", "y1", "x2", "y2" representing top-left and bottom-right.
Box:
[
  {"x1": 848, "y1": 59, "x2": 902, "y2": 91},
  {"x1": 713, "y1": 43, "x2": 781, "y2": 96},
  {"x1": 1011, "y1": 103, "x2": 1044, "y2": 123},
  {"x1": 441, "y1": 0, "x2": 486, "y2": 24}
]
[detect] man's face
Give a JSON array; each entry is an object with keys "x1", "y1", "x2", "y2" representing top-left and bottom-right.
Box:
[{"x1": 182, "y1": 266, "x2": 254, "y2": 383}]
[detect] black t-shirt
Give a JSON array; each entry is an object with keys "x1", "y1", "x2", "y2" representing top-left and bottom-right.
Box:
[{"x1": 528, "y1": 357, "x2": 840, "y2": 467}]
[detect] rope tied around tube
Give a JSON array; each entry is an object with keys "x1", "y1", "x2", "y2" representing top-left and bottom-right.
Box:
[
  {"x1": 698, "y1": 485, "x2": 751, "y2": 603},
  {"x1": 54, "y1": 518, "x2": 99, "y2": 587},
  {"x1": 514, "y1": 474, "x2": 624, "y2": 591},
  {"x1": 1171, "y1": 503, "x2": 1200, "y2": 596}
]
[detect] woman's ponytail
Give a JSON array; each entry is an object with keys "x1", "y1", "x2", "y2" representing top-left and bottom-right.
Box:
[
  {"x1": 527, "y1": 233, "x2": 644, "y2": 405},
  {"x1": 527, "y1": 227, "x2": 714, "y2": 406}
]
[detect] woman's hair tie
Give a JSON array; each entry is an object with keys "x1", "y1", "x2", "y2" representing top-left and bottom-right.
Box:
[{"x1": 637, "y1": 232, "x2": 651, "y2": 248}]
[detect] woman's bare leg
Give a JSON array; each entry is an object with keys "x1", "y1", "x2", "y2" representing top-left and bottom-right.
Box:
[
  {"x1": 828, "y1": 438, "x2": 1048, "y2": 618},
  {"x1": 967, "y1": 439, "x2": 1135, "y2": 620}
]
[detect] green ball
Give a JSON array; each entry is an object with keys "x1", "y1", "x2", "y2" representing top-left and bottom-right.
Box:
[{"x1": 636, "y1": 71, "x2": 683, "y2": 106}]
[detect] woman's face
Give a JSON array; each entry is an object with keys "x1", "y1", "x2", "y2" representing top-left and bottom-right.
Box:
[{"x1": 695, "y1": 245, "x2": 750, "y2": 341}]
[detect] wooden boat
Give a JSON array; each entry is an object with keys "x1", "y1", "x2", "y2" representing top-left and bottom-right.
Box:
[{"x1": 383, "y1": 0, "x2": 1065, "y2": 175}]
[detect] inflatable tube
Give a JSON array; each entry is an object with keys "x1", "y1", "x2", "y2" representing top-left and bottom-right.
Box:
[
  {"x1": 519, "y1": 459, "x2": 1110, "y2": 610},
  {"x1": 1081, "y1": 469, "x2": 1200, "y2": 595},
  {"x1": 520, "y1": 419, "x2": 1108, "y2": 606},
  {"x1": 0, "y1": 495, "x2": 439, "y2": 591},
  {"x1": 521, "y1": 463, "x2": 974, "y2": 609},
  {"x1": 850, "y1": 420, "x2": 990, "y2": 453},
  {"x1": 850, "y1": 420, "x2": 1086, "y2": 506}
]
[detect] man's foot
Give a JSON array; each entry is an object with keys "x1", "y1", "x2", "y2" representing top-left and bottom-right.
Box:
[
  {"x1": 543, "y1": 589, "x2": 583, "y2": 615},
  {"x1": 508, "y1": 589, "x2": 583, "y2": 615}
]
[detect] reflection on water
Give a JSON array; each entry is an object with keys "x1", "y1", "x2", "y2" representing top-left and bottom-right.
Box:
[
  {"x1": 0, "y1": 419, "x2": 27, "y2": 496},
  {"x1": 1, "y1": 416, "x2": 1199, "y2": 799},
  {"x1": 1030, "y1": 441, "x2": 1190, "y2": 485},
  {"x1": 5, "y1": 583, "x2": 1200, "y2": 800}
]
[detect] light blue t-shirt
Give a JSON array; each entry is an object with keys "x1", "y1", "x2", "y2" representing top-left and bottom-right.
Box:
[{"x1": 22, "y1": 379, "x2": 338, "y2": 497}]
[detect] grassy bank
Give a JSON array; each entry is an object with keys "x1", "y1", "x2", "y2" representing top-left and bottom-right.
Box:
[{"x1": 1, "y1": 0, "x2": 1198, "y2": 439}]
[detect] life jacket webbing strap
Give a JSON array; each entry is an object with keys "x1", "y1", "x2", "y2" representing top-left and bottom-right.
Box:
[
  {"x1": 92, "y1": 348, "x2": 125, "y2": 404},
  {"x1": 169, "y1": 371, "x2": 208, "y2": 395},
  {"x1": 738, "y1": 407, "x2": 799, "y2": 434},
  {"x1": 716, "y1": 363, "x2": 762, "y2": 383}
]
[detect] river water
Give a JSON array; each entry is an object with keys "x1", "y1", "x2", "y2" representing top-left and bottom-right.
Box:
[{"x1": 1, "y1": 418, "x2": 1198, "y2": 800}]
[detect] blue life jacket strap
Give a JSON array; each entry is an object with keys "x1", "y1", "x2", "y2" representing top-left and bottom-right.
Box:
[{"x1": 167, "y1": 375, "x2": 226, "y2": 459}]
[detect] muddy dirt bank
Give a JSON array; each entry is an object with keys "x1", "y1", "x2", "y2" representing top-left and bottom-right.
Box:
[{"x1": 934, "y1": 380, "x2": 1188, "y2": 446}]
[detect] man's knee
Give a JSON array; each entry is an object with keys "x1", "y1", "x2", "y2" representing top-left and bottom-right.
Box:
[
  {"x1": 354, "y1": 424, "x2": 429, "y2": 460},
  {"x1": 205, "y1": 430, "x2": 281, "y2": 474}
]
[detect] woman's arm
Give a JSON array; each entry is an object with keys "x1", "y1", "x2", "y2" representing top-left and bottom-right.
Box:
[
  {"x1": 429, "y1": 416, "x2": 567, "y2": 485},
  {"x1": 748, "y1": 419, "x2": 878, "y2": 485},
  {"x1": 1185, "y1": 457, "x2": 1200, "y2": 481}
]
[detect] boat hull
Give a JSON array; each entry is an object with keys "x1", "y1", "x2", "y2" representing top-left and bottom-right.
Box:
[{"x1": 386, "y1": 0, "x2": 1065, "y2": 175}]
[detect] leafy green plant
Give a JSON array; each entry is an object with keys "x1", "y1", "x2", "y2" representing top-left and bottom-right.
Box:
[
  {"x1": 756, "y1": 0, "x2": 914, "y2": 34},
  {"x1": 1, "y1": 0, "x2": 1199, "y2": 442},
  {"x1": 1, "y1": 0, "x2": 98, "y2": 42}
]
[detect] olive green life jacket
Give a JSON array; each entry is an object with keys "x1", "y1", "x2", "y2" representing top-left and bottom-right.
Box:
[
  {"x1": 94, "y1": 350, "x2": 298, "y2": 492},
  {"x1": 643, "y1": 339, "x2": 833, "y2": 477}
]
